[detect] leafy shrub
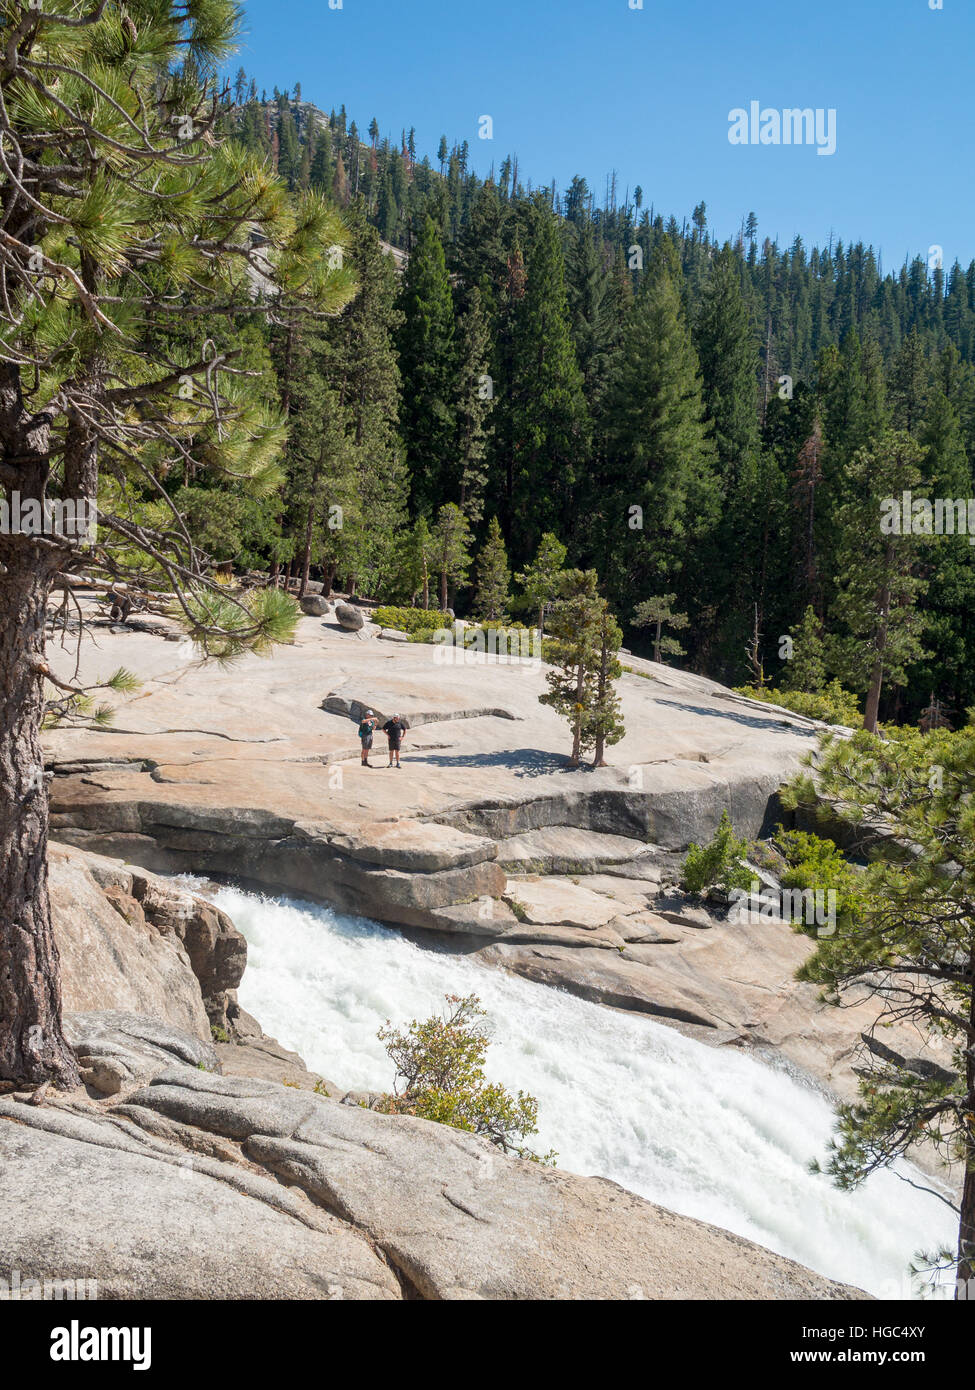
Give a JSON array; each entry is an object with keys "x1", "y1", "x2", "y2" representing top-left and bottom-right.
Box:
[
  {"x1": 372, "y1": 605, "x2": 450, "y2": 635},
  {"x1": 733, "y1": 679, "x2": 862, "y2": 728},
  {"x1": 771, "y1": 826, "x2": 864, "y2": 936},
  {"x1": 680, "y1": 810, "x2": 753, "y2": 897},
  {"x1": 376, "y1": 993, "x2": 555, "y2": 1162}
]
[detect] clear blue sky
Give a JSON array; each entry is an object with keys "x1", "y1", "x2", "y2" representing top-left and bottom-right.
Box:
[{"x1": 230, "y1": 0, "x2": 974, "y2": 269}]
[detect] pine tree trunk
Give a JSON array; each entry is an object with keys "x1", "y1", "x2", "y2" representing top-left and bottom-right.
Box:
[
  {"x1": 298, "y1": 500, "x2": 314, "y2": 598},
  {"x1": 440, "y1": 569, "x2": 447, "y2": 612},
  {"x1": 571, "y1": 661, "x2": 585, "y2": 766},
  {"x1": 654, "y1": 619, "x2": 662, "y2": 663},
  {"x1": 864, "y1": 582, "x2": 892, "y2": 735},
  {"x1": 593, "y1": 632, "x2": 609, "y2": 767},
  {"x1": 959, "y1": 1165, "x2": 975, "y2": 1298},
  {"x1": 958, "y1": 948, "x2": 975, "y2": 1297},
  {"x1": 0, "y1": 551, "x2": 80, "y2": 1088}
]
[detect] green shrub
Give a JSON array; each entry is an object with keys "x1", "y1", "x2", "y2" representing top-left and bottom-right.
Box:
[
  {"x1": 771, "y1": 826, "x2": 864, "y2": 936},
  {"x1": 372, "y1": 605, "x2": 450, "y2": 635},
  {"x1": 680, "y1": 810, "x2": 753, "y2": 897},
  {"x1": 733, "y1": 679, "x2": 862, "y2": 728},
  {"x1": 376, "y1": 993, "x2": 555, "y2": 1163}
]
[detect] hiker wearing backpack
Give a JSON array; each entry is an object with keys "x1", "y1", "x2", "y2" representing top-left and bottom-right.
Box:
[{"x1": 358, "y1": 710, "x2": 378, "y2": 767}]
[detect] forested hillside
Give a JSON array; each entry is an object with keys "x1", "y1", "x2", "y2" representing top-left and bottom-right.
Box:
[{"x1": 195, "y1": 75, "x2": 975, "y2": 723}]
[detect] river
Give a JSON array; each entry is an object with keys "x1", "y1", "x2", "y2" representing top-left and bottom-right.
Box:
[{"x1": 203, "y1": 882, "x2": 956, "y2": 1299}]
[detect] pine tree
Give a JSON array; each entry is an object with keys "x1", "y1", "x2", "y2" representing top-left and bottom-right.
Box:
[
  {"x1": 453, "y1": 287, "x2": 494, "y2": 522},
  {"x1": 889, "y1": 329, "x2": 930, "y2": 435},
  {"x1": 332, "y1": 150, "x2": 350, "y2": 205},
  {"x1": 784, "y1": 731, "x2": 975, "y2": 1297},
  {"x1": 828, "y1": 432, "x2": 929, "y2": 731},
  {"x1": 540, "y1": 570, "x2": 618, "y2": 765},
  {"x1": 431, "y1": 503, "x2": 473, "y2": 610},
  {"x1": 782, "y1": 606, "x2": 827, "y2": 692},
  {"x1": 631, "y1": 595, "x2": 689, "y2": 663},
  {"x1": 564, "y1": 219, "x2": 616, "y2": 404},
  {"x1": 515, "y1": 532, "x2": 567, "y2": 633},
  {"x1": 502, "y1": 202, "x2": 590, "y2": 562},
  {"x1": 907, "y1": 389, "x2": 975, "y2": 711},
  {"x1": 397, "y1": 216, "x2": 456, "y2": 512},
  {"x1": 0, "y1": 0, "x2": 355, "y2": 1086},
  {"x1": 588, "y1": 610, "x2": 625, "y2": 767},
  {"x1": 474, "y1": 517, "x2": 511, "y2": 621},
  {"x1": 600, "y1": 238, "x2": 718, "y2": 630}
]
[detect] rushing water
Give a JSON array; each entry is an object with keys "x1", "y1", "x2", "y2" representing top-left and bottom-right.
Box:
[{"x1": 201, "y1": 882, "x2": 956, "y2": 1299}]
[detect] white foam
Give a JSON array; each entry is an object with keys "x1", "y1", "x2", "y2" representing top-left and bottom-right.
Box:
[{"x1": 206, "y1": 883, "x2": 957, "y2": 1299}]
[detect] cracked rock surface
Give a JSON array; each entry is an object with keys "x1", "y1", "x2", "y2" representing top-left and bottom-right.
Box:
[{"x1": 0, "y1": 1015, "x2": 869, "y2": 1302}]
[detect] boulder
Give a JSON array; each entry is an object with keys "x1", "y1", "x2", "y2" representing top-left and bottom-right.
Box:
[
  {"x1": 0, "y1": 1094, "x2": 398, "y2": 1301},
  {"x1": 110, "y1": 1066, "x2": 868, "y2": 1300},
  {"x1": 64, "y1": 1010, "x2": 219, "y2": 1095},
  {"x1": 48, "y1": 843, "x2": 211, "y2": 1040},
  {"x1": 299, "y1": 595, "x2": 330, "y2": 616},
  {"x1": 82, "y1": 850, "x2": 247, "y2": 1030},
  {"x1": 334, "y1": 601, "x2": 364, "y2": 631},
  {"x1": 503, "y1": 875, "x2": 621, "y2": 929}
]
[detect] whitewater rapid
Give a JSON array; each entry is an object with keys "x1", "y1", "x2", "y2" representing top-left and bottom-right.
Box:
[{"x1": 203, "y1": 883, "x2": 956, "y2": 1299}]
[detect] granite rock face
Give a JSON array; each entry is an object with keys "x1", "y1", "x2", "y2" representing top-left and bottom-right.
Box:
[{"x1": 0, "y1": 1023, "x2": 870, "y2": 1302}]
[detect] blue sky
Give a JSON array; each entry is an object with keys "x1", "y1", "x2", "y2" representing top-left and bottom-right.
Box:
[{"x1": 230, "y1": 0, "x2": 974, "y2": 269}]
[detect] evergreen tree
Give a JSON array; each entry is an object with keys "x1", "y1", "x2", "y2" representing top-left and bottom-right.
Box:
[
  {"x1": 782, "y1": 606, "x2": 827, "y2": 692},
  {"x1": 474, "y1": 517, "x2": 511, "y2": 621},
  {"x1": 785, "y1": 730, "x2": 975, "y2": 1297},
  {"x1": 600, "y1": 239, "x2": 718, "y2": 633},
  {"x1": 587, "y1": 609, "x2": 625, "y2": 767},
  {"x1": 515, "y1": 532, "x2": 567, "y2": 633},
  {"x1": 631, "y1": 595, "x2": 689, "y2": 664},
  {"x1": 828, "y1": 432, "x2": 929, "y2": 731},
  {"x1": 907, "y1": 390, "x2": 975, "y2": 712},
  {"x1": 453, "y1": 287, "x2": 494, "y2": 522},
  {"x1": 0, "y1": 0, "x2": 355, "y2": 1086},
  {"x1": 564, "y1": 219, "x2": 616, "y2": 404},
  {"x1": 540, "y1": 570, "x2": 616, "y2": 766},
  {"x1": 431, "y1": 503, "x2": 473, "y2": 610},
  {"x1": 502, "y1": 202, "x2": 590, "y2": 562},
  {"x1": 397, "y1": 216, "x2": 456, "y2": 512}
]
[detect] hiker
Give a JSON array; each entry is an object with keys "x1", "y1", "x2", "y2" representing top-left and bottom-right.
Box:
[
  {"x1": 382, "y1": 712, "x2": 409, "y2": 768},
  {"x1": 358, "y1": 709, "x2": 378, "y2": 767}
]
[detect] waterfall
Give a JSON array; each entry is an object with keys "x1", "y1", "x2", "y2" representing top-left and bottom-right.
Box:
[{"x1": 206, "y1": 883, "x2": 957, "y2": 1299}]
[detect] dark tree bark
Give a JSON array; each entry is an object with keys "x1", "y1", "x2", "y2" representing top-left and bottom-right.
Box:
[
  {"x1": 0, "y1": 369, "x2": 81, "y2": 1087},
  {"x1": 298, "y1": 499, "x2": 315, "y2": 599},
  {"x1": 863, "y1": 583, "x2": 890, "y2": 735},
  {"x1": 959, "y1": 946, "x2": 975, "y2": 1297},
  {"x1": 592, "y1": 632, "x2": 610, "y2": 767}
]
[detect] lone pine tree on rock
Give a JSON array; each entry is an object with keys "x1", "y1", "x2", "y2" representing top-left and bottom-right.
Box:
[
  {"x1": 541, "y1": 570, "x2": 624, "y2": 766},
  {"x1": 0, "y1": 0, "x2": 355, "y2": 1087}
]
